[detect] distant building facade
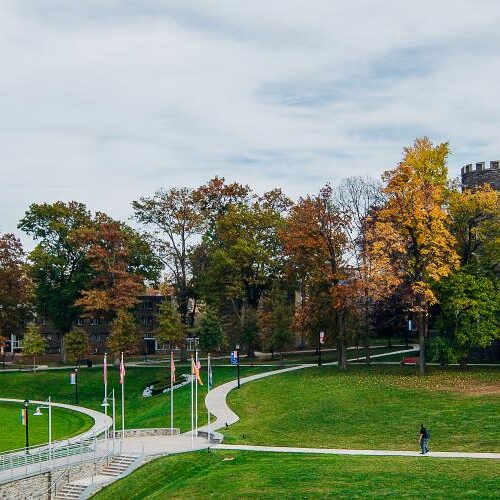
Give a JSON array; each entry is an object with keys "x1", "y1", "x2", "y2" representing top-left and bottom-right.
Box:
[
  {"x1": 37, "y1": 294, "x2": 170, "y2": 355},
  {"x1": 461, "y1": 160, "x2": 500, "y2": 191}
]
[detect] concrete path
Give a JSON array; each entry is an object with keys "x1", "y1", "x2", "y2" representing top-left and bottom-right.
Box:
[
  {"x1": 214, "y1": 444, "x2": 500, "y2": 460},
  {"x1": 0, "y1": 397, "x2": 112, "y2": 441},
  {"x1": 200, "y1": 347, "x2": 418, "y2": 432}
]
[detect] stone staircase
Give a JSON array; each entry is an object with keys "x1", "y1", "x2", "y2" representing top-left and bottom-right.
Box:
[
  {"x1": 100, "y1": 455, "x2": 136, "y2": 477},
  {"x1": 53, "y1": 455, "x2": 138, "y2": 499}
]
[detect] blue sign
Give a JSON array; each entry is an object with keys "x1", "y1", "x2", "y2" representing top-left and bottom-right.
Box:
[{"x1": 230, "y1": 351, "x2": 238, "y2": 366}]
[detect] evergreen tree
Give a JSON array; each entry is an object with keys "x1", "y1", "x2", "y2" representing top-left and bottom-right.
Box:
[
  {"x1": 107, "y1": 310, "x2": 140, "y2": 356},
  {"x1": 155, "y1": 300, "x2": 186, "y2": 349},
  {"x1": 65, "y1": 327, "x2": 91, "y2": 365},
  {"x1": 198, "y1": 308, "x2": 224, "y2": 353}
]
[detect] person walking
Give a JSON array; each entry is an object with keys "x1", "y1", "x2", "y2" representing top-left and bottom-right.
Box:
[{"x1": 419, "y1": 424, "x2": 430, "y2": 454}]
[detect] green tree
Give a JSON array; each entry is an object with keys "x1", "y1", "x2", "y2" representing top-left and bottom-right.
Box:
[
  {"x1": 198, "y1": 308, "x2": 224, "y2": 353},
  {"x1": 107, "y1": 310, "x2": 140, "y2": 356},
  {"x1": 18, "y1": 202, "x2": 94, "y2": 356},
  {"x1": 65, "y1": 327, "x2": 91, "y2": 365},
  {"x1": 155, "y1": 300, "x2": 186, "y2": 348},
  {"x1": 22, "y1": 323, "x2": 46, "y2": 370},
  {"x1": 434, "y1": 268, "x2": 500, "y2": 366},
  {"x1": 0, "y1": 234, "x2": 33, "y2": 340}
]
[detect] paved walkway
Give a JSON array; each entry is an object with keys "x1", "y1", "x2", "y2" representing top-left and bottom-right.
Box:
[
  {"x1": 0, "y1": 397, "x2": 112, "y2": 440},
  {"x1": 215, "y1": 444, "x2": 500, "y2": 460}
]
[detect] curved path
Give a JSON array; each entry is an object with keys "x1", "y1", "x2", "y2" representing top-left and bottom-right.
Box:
[
  {"x1": 0, "y1": 397, "x2": 112, "y2": 441},
  {"x1": 200, "y1": 348, "x2": 500, "y2": 460}
]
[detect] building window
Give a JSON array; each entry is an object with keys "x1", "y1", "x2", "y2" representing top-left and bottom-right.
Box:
[
  {"x1": 143, "y1": 301, "x2": 153, "y2": 310},
  {"x1": 142, "y1": 316, "x2": 154, "y2": 326},
  {"x1": 77, "y1": 317, "x2": 85, "y2": 326},
  {"x1": 91, "y1": 318, "x2": 100, "y2": 326}
]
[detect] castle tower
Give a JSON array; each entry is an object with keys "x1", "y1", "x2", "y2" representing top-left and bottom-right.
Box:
[{"x1": 461, "y1": 161, "x2": 500, "y2": 191}]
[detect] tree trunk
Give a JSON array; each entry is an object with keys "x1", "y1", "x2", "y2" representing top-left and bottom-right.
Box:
[
  {"x1": 364, "y1": 308, "x2": 371, "y2": 365},
  {"x1": 459, "y1": 356, "x2": 468, "y2": 369},
  {"x1": 418, "y1": 311, "x2": 426, "y2": 375},
  {"x1": 337, "y1": 312, "x2": 348, "y2": 370}
]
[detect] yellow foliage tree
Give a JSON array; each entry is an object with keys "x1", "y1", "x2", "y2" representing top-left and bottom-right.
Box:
[{"x1": 371, "y1": 138, "x2": 460, "y2": 374}]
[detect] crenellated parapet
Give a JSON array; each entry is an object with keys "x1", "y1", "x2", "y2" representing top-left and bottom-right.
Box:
[{"x1": 461, "y1": 160, "x2": 500, "y2": 191}]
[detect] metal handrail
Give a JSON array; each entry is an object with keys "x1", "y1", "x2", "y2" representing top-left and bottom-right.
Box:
[
  {"x1": 43, "y1": 466, "x2": 71, "y2": 498},
  {"x1": 63, "y1": 446, "x2": 120, "y2": 499}
]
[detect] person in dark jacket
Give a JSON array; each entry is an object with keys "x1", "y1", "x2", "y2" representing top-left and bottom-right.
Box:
[{"x1": 419, "y1": 424, "x2": 429, "y2": 454}]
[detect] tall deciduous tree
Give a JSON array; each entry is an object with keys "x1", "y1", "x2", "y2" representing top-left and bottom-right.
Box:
[
  {"x1": 0, "y1": 234, "x2": 32, "y2": 341},
  {"x1": 371, "y1": 138, "x2": 460, "y2": 374},
  {"x1": 281, "y1": 185, "x2": 351, "y2": 368},
  {"x1": 18, "y1": 202, "x2": 93, "y2": 355},
  {"x1": 74, "y1": 214, "x2": 159, "y2": 320},
  {"x1": 133, "y1": 187, "x2": 202, "y2": 325}
]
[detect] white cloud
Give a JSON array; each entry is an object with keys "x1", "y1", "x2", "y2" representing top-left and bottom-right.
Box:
[{"x1": 1, "y1": 0, "x2": 499, "y2": 248}]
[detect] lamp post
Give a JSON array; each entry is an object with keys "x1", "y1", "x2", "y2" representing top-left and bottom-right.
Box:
[
  {"x1": 33, "y1": 397, "x2": 52, "y2": 469},
  {"x1": 101, "y1": 389, "x2": 116, "y2": 447},
  {"x1": 22, "y1": 399, "x2": 30, "y2": 451},
  {"x1": 318, "y1": 331, "x2": 323, "y2": 366},
  {"x1": 71, "y1": 368, "x2": 79, "y2": 405}
]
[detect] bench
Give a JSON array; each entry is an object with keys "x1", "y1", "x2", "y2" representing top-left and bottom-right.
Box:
[{"x1": 401, "y1": 357, "x2": 419, "y2": 365}]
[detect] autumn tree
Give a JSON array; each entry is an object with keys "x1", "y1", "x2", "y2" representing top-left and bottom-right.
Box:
[
  {"x1": 448, "y1": 184, "x2": 500, "y2": 272},
  {"x1": 23, "y1": 323, "x2": 46, "y2": 370},
  {"x1": 370, "y1": 138, "x2": 460, "y2": 374},
  {"x1": 18, "y1": 202, "x2": 94, "y2": 355},
  {"x1": 281, "y1": 185, "x2": 351, "y2": 369},
  {"x1": 108, "y1": 310, "x2": 140, "y2": 356},
  {"x1": 0, "y1": 234, "x2": 32, "y2": 342},
  {"x1": 65, "y1": 327, "x2": 91, "y2": 365},
  {"x1": 75, "y1": 214, "x2": 160, "y2": 320},
  {"x1": 155, "y1": 299, "x2": 186, "y2": 348}
]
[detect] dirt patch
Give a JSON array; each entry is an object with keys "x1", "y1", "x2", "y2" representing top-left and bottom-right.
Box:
[{"x1": 460, "y1": 385, "x2": 500, "y2": 396}]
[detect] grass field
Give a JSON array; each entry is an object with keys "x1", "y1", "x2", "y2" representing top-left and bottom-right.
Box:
[
  {"x1": 0, "y1": 364, "x2": 270, "y2": 436},
  {"x1": 94, "y1": 450, "x2": 500, "y2": 499},
  {"x1": 0, "y1": 401, "x2": 93, "y2": 452},
  {"x1": 224, "y1": 365, "x2": 500, "y2": 452}
]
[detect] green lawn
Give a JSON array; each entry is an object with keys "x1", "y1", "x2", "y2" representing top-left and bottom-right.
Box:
[
  {"x1": 224, "y1": 365, "x2": 500, "y2": 452},
  {"x1": 0, "y1": 401, "x2": 93, "y2": 452},
  {"x1": 94, "y1": 450, "x2": 500, "y2": 499},
  {"x1": 0, "y1": 365, "x2": 270, "y2": 435}
]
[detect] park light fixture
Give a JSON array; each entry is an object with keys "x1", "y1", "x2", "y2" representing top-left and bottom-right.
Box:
[{"x1": 32, "y1": 396, "x2": 52, "y2": 470}]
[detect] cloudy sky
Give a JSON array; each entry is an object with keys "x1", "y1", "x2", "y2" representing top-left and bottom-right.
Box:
[{"x1": 1, "y1": 1, "x2": 500, "y2": 246}]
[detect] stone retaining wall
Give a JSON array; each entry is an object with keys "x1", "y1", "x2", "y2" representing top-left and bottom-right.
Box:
[{"x1": 114, "y1": 428, "x2": 180, "y2": 438}]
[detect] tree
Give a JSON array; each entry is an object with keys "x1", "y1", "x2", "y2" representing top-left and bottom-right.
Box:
[
  {"x1": 198, "y1": 308, "x2": 224, "y2": 353},
  {"x1": 65, "y1": 327, "x2": 91, "y2": 365},
  {"x1": 0, "y1": 234, "x2": 32, "y2": 341},
  {"x1": 448, "y1": 185, "x2": 500, "y2": 272},
  {"x1": 107, "y1": 310, "x2": 140, "y2": 356},
  {"x1": 281, "y1": 185, "x2": 351, "y2": 369},
  {"x1": 23, "y1": 323, "x2": 46, "y2": 370},
  {"x1": 370, "y1": 138, "x2": 460, "y2": 374},
  {"x1": 133, "y1": 187, "x2": 202, "y2": 325},
  {"x1": 155, "y1": 300, "x2": 186, "y2": 348},
  {"x1": 75, "y1": 214, "x2": 159, "y2": 320},
  {"x1": 434, "y1": 268, "x2": 500, "y2": 366},
  {"x1": 259, "y1": 289, "x2": 294, "y2": 359},
  {"x1": 18, "y1": 202, "x2": 94, "y2": 355}
]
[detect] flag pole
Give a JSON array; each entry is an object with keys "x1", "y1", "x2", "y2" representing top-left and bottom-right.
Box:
[
  {"x1": 103, "y1": 353, "x2": 108, "y2": 443},
  {"x1": 195, "y1": 350, "x2": 198, "y2": 440},
  {"x1": 120, "y1": 352, "x2": 125, "y2": 439},
  {"x1": 207, "y1": 353, "x2": 211, "y2": 445},
  {"x1": 170, "y1": 350, "x2": 174, "y2": 434},
  {"x1": 190, "y1": 354, "x2": 194, "y2": 448}
]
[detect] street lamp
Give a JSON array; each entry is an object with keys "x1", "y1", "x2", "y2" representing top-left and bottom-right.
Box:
[
  {"x1": 318, "y1": 331, "x2": 324, "y2": 366},
  {"x1": 235, "y1": 344, "x2": 241, "y2": 389},
  {"x1": 101, "y1": 389, "x2": 116, "y2": 445},
  {"x1": 33, "y1": 397, "x2": 52, "y2": 469},
  {"x1": 22, "y1": 399, "x2": 30, "y2": 451}
]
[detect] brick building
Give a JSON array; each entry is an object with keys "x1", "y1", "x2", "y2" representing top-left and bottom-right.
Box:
[{"x1": 37, "y1": 294, "x2": 170, "y2": 355}]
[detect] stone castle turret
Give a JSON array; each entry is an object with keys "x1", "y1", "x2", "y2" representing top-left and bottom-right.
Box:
[{"x1": 461, "y1": 161, "x2": 500, "y2": 191}]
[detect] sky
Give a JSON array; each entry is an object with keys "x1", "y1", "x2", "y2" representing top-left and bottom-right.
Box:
[{"x1": 1, "y1": 1, "x2": 500, "y2": 247}]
